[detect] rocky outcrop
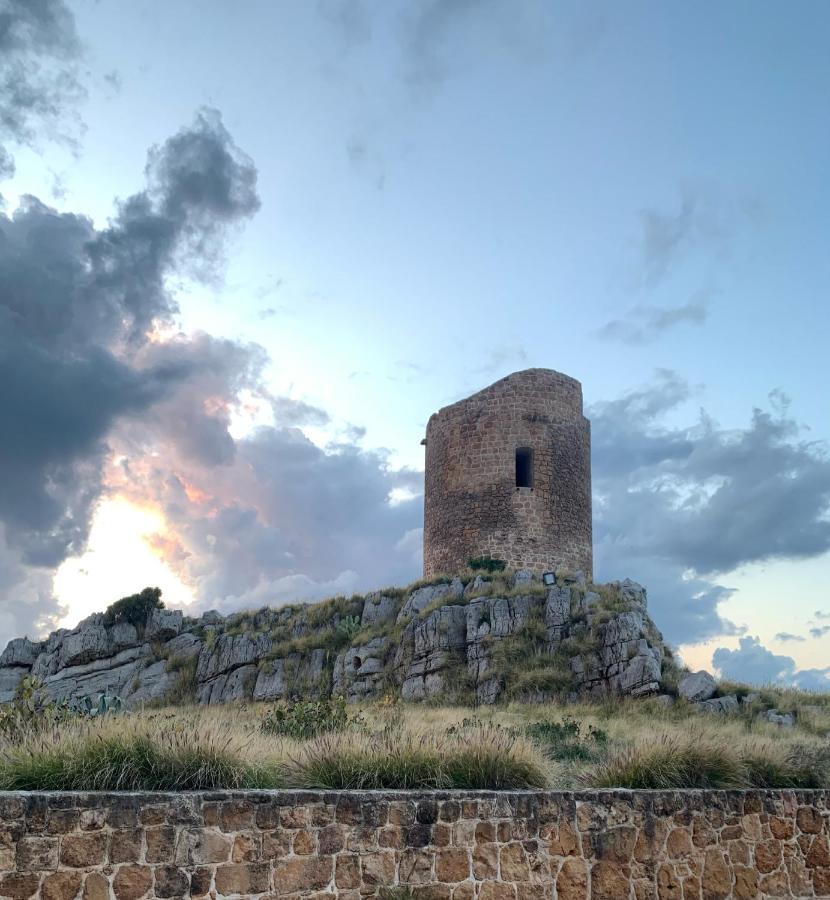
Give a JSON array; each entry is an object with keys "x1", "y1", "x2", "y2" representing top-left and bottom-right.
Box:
[
  {"x1": 678, "y1": 670, "x2": 718, "y2": 702},
  {"x1": 0, "y1": 572, "x2": 680, "y2": 708}
]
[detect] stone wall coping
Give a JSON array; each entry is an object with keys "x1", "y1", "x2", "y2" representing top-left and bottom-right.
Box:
[{"x1": 2, "y1": 787, "x2": 829, "y2": 800}]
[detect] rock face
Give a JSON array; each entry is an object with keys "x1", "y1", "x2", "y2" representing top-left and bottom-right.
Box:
[
  {"x1": 0, "y1": 573, "x2": 678, "y2": 708},
  {"x1": 678, "y1": 670, "x2": 718, "y2": 703}
]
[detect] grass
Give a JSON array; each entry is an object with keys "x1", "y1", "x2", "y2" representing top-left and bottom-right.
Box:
[
  {"x1": 586, "y1": 732, "x2": 830, "y2": 789},
  {"x1": 287, "y1": 723, "x2": 550, "y2": 790},
  {"x1": 0, "y1": 695, "x2": 827, "y2": 792},
  {"x1": 0, "y1": 711, "x2": 286, "y2": 791}
]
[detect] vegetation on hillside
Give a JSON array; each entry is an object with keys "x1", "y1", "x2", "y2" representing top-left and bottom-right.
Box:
[
  {"x1": 0, "y1": 688, "x2": 827, "y2": 791},
  {"x1": 103, "y1": 586, "x2": 164, "y2": 630}
]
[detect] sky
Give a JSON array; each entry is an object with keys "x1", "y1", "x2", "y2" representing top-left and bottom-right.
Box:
[{"x1": 1, "y1": 0, "x2": 829, "y2": 688}]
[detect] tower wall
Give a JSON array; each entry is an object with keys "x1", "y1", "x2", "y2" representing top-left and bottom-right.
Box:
[{"x1": 423, "y1": 368, "x2": 592, "y2": 577}]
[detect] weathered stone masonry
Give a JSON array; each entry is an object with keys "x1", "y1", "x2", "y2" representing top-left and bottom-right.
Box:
[
  {"x1": 423, "y1": 369, "x2": 592, "y2": 579},
  {"x1": 1, "y1": 790, "x2": 829, "y2": 898}
]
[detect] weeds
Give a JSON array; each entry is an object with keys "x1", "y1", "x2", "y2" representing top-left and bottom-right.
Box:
[
  {"x1": 260, "y1": 697, "x2": 362, "y2": 740},
  {"x1": 526, "y1": 718, "x2": 608, "y2": 761}
]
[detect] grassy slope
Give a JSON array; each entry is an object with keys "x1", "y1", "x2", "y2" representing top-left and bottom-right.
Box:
[{"x1": 0, "y1": 694, "x2": 828, "y2": 791}]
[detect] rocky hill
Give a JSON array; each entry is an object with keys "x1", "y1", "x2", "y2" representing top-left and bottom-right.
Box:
[{"x1": 0, "y1": 571, "x2": 680, "y2": 708}]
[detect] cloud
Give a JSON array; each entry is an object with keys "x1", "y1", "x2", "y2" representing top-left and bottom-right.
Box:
[
  {"x1": 0, "y1": 92, "x2": 425, "y2": 646},
  {"x1": 809, "y1": 625, "x2": 830, "y2": 639},
  {"x1": 0, "y1": 0, "x2": 84, "y2": 177},
  {"x1": 108, "y1": 361, "x2": 423, "y2": 614},
  {"x1": 591, "y1": 374, "x2": 830, "y2": 576},
  {"x1": 474, "y1": 344, "x2": 528, "y2": 375},
  {"x1": 713, "y1": 636, "x2": 795, "y2": 684},
  {"x1": 596, "y1": 291, "x2": 709, "y2": 345},
  {"x1": 791, "y1": 668, "x2": 830, "y2": 691},
  {"x1": 591, "y1": 371, "x2": 830, "y2": 645},
  {"x1": 815, "y1": 609, "x2": 830, "y2": 620},
  {"x1": 774, "y1": 632, "x2": 806, "y2": 643},
  {"x1": 713, "y1": 635, "x2": 830, "y2": 690},
  {"x1": 638, "y1": 188, "x2": 729, "y2": 285},
  {"x1": 0, "y1": 524, "x2": 62, "y2": 642},
  {"x1": 317, "y1": 0, "x2": 371, "y2": 49},
  {"x1": 400, "y1": 0, "x2": 555, "y2": 92},
  {"x1": 0, "y1": 108, "x2": 261, "y2": 635}
]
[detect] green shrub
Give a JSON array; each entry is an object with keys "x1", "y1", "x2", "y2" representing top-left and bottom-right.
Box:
[
  {"x1": 526, "y1": 718, "x2": 608, "y2": 762},
  {"x1": 468, "y1": 556, "x2": 506, "y2": 573},
  {"x1": 336, "y1": 615, "x2": 362, "y2": 641},
  {"x1": 103, "y1": 587, "x2": 163, "y2": 630},
  {"x1": 71, "y1": 692, "x2": 123, "y2": 718},
  {"x1": 260, "y1": 697, "x2": 360, "y2": 740}
]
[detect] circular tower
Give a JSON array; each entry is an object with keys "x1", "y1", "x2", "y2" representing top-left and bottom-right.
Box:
[{"x1": 422, "y1": 368, "x2": 592, "y2": 577}]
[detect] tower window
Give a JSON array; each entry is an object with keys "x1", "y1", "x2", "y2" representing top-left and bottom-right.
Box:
[{"x1": 515, "y1": 447, "x2": 533, "y2": 488}]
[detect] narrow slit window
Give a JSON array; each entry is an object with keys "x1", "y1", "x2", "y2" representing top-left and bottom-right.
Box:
[{"x1": 515, "y1": 447, "x2": 533, "y2": 488}]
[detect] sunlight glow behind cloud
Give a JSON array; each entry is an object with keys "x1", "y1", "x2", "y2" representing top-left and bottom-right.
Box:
[{"x1": 53, "y1": 498, "x2": 194, "y2": 629}]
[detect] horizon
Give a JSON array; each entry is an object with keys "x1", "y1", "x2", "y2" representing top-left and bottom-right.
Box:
[{"x1": 1, "y1": 0, "x2": 829, "y2": 690}]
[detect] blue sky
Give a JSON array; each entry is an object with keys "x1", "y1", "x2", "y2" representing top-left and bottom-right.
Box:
[{"x1": 1, "y1": 0, "x2": 829, "y2": 686}]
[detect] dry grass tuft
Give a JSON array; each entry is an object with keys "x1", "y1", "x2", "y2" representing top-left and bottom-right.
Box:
[{"x1": 0, "y1": 693, "x2": 827, "y2": 792}]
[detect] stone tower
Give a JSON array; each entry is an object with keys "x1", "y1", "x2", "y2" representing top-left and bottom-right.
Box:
[{"x1": 422, "y1": 368, "x2": 592, "y2": 578}]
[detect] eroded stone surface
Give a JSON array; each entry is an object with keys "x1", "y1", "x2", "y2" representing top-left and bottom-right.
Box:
[{"x1": 0, "y1": 789, "x2": 827, "y2": 898}]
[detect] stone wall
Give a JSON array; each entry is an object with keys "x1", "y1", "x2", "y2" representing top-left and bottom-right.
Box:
[
  {"x1": 422, "y1": 369, "x2": 593, "y2": 579},
  {"x1": 1, "y1": 789, "x2": 829, "y2": 898}
]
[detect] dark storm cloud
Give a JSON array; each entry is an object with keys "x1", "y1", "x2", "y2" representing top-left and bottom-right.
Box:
[
  {"x1": 596, "y1": 291, "x2": 709, "y2": 345},
  {"x1": 0, "y1": 525, "x2": 58, "y2": 641},
  {"x1": 0, "y1": 0, "x2": 84, "y2": 176},
  {"x1": 713, "y1": 635, "x2": 830, "y2": 690},
  {"x1": 0, "y1": 110, "x2": 261, "y2": 635},
  {"x1": 591, "y1": 372, "x2": 830, "y2": 644}
]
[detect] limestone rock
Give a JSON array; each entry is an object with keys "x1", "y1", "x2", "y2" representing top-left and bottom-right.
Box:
[
  {"x1": 544, "y1": 586, "x2": 571, "y2": 640},
  {"x1": 561, "y1": 570, "x2": 587, "y2": 588},
  {"x1": 163, "y1": 632, "x2": 201, "y2": 661},
  {"x1": 697, "y1": 694, "x2": 739, "y2": 714},
  {"x1": 678, "y1": 670, "x2": 717, "y2": 703},
  {"x1": 146, "y1": 608, "x2": 183, "y2": 641},
  {"x1": 360, "y1": 593, "x2": 399, "y2": 628},
  {"x1": 463, "y1": 575, "x2": 490, "y2": 597},
  {"x1": 43, "y1": 647, "x2": 145, "y2": 703},
  {"x1": 396, "y1": 580, "x2": 463, "y2": 623},
  {"x1": 0, "y1": 637, "x2": 42, "y2": 667},
  {"x1": 0, "y1": 572, "x2": 680, "y2": 709},
  {"x1": 334, "y1": 638, "x2": 388, "y2": 700},
  {"x1": 0, "y1": 666, "x2": 27, "y2": 703},
  {"x1": 58, "y1": 621, "x2": 112, "y2": 668},
  {"x1": 253, "y1": 649, "x2": 328, "y2": 702},
  {"x1": 762, "y1": 709, "x2": 795, "y2": 728},
  {"x1": 617, "y1": 654, "x2": 661, "y2": 697},
  {"x1": 125, "y1": 660, "x2": 171, "y2": 705},
  {"x1": 196, "y1": 632, "x2": 271, "y2": 683},
  {"x1": 616, "y1": 578, "x2": 648, "y2": 608},
  {"x1": 511, "y1": 569, "x2": 534, "y2": 588}
]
